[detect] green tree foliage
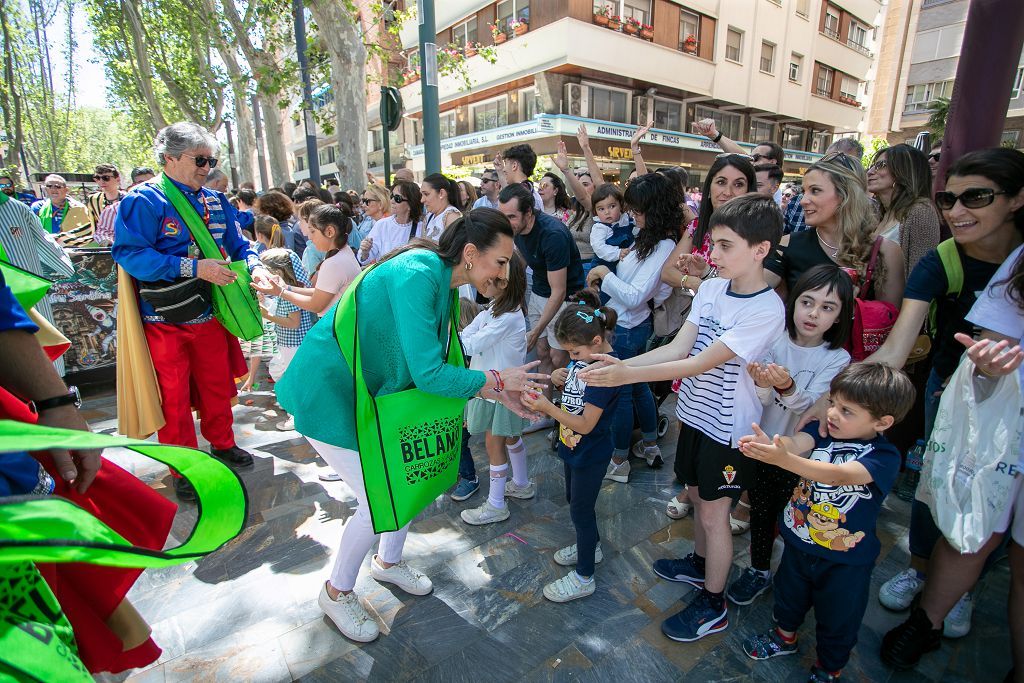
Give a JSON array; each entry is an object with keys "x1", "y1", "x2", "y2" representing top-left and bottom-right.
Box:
[
  {"x1": 861, "y1": 136, "x2": 890, "y2": 168},
  {"x1": 927, "y1": 97, "x2": 950, "y2": 140},
  {"x1": 61, "y1": 107, "x2": 155, "y2": 173}
]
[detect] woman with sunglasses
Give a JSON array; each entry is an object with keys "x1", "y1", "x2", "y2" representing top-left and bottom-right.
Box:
[
  {"x1": 353, "y1": 184, "x2": 390, "y2": 246},
  {"x1": 357, "y1": 180, "x2": 424, "y2": 265},
  {"x1": 763, "y1": 153, "x2": 905, "y2": 307},
  {"x1": 112, "y1": 122, "x2": 275, "y2": 501},
  {"x1": 855, "y1": 148, "x2": 1024, "y2": 642},
  {"x1": 867, "y1": 144, "x2": 941, "y2": 274}
]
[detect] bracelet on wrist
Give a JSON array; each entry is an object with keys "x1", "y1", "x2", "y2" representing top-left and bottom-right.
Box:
[
  {"x1": 712, "y1": 131, "x2": 723, "y2": 143},
  {"x1": 774, "y1": 378, "x2": 796, "y2": 395},
  {"x1": 488, "y1": 369, "x2": 504, "y2": 392}
]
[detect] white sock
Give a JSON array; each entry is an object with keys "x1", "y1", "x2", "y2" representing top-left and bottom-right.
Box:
[
  {"x1": 488, "y1": 463, "x2": 508, "y2": 509},
  {"x1": 575, "y1": 570, "x2": 593, "y2": 583},
  {"x1": 507, "y1": 439, "x2": 528, "y2": 487}
]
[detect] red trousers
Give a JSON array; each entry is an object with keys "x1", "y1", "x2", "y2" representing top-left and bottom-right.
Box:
[{"x1": 144, "y1": 318, "x2": 243, "y2": 451}]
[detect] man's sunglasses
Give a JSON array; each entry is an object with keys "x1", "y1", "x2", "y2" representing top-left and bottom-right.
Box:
[
  {"x1": 390, "y1": 194, "x2": 406, "y2": 203},
  {"x1": 181, "y1": 153, "x2": 219, "y2": 168},
  {"x1": 934, "y1": 188, "x2": 1006, "y2": 211},
  {"x1": 0, "y1": 182, "x2": 11, "y2": 189},
  {"x1": 480, "y1": 177, "x2": 497, "y2": 184},
  {"x1": 361, "y1": 197, "x2": 379, "y2": 205},
  {"x1": 93, "y1": 174, "x2": 115, "y2": 181},
  {"x1": 44, "y1": 183, "x2": 65, "y2": 189},
  {"x1": 929, "y1": 152, "x2": 941, "y2": 162},
  {"x1": 750, "y1": 153, "x2": 772, "y2": 163}
]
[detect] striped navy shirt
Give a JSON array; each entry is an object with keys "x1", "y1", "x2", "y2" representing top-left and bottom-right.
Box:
[{"x1": 675, "y1": 277, "x2": 785, "y2": 446}]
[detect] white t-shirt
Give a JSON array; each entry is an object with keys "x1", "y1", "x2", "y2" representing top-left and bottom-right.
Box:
[
  {"x1": 423, "y1": 205, "x2": 461, "y2": 242},
  {"x1": 754, "y1": 336, "x2": 850, "y2": 438},
  {"x1": 315, "y1": 247, "x2": 361, "y2": 314},
  {"x1": 966, "y1": 243, "x2": 1024, "y2": 466},
  {"x1": 460, "y1": 308, "x2": 527, "y2": 403},
  {"x1": 675, "y1": 277, "x2": 786, "y2": 446},
  {"x1": 360, "y1": 215, "x2": 420, "y2": 264},
  {"x1": 600, "y1": 238, "x2": 675, "y2": 329}
]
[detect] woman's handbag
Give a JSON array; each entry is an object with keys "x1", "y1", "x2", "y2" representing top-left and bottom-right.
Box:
[
  {"x1": 334, "y1": 268, "x2": 469, "y2": 533},
  {"x1": 157, "y1": 174, "x2": 264, "y2": 341},
  {"x1": 847, "y1": 237, "x2": 898, "y2": 361},
  {"x1": 917, "y1": 358, "x2": 1023, "y2": 553},
  {"x1": 652, "y1": 287, "x2": 692, "y2": 338}
]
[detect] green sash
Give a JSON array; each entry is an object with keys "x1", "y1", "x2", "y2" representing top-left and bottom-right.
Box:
[
  {"x1": 156, "y1": 174, "x2": 263, "y2": 341},
  {"x1": 333, "y1": 267, "x2": 468, "y2": 533},
  {"x1": 37, "y1": 201, "x2": 68, "y2": 235},
  {"x1": 0, "y1": 421, "x2": 248, "y2": 681}
]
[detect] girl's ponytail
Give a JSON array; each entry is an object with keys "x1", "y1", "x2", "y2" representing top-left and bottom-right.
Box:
[{"x1": 555, "y1": 289, "x2": 617, "y2": 346}]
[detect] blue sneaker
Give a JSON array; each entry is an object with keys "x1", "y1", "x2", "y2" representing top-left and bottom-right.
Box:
[
  {"x1": 661, "y1": 590, "x2": 728, "y2": 642},
  {"x1": 652, "y1": 553, "x2": 705, "y2": 588},
  {"x1": 450, "y1": 477, "x2": 479, "y2": 502},
  {"x1": 727, "y1": 567, "x2": 772, "y2": 606},
  {"x1": 741, "y1": 627, "x2": 798, "y2": 660}
]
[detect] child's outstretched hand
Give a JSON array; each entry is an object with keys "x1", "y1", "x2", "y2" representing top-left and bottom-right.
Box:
[
  {"x1": 618, "y1": 247, "x2": 631, "y2": 261},
  {"x1": 763, "y1": 363, "x2": 792, "y2": 388},
  {"x1": 747, "y1": 362, "x2": 772, "y2": 388},
  {"x1": 520, "y1": 387, "x2": 553, "y2": 415},
  {"x1": 739, "y1": 423, "x2": 787, "y2": 465},
  {"x1": 551, "y1": 367, "x2": 569, "y2": 388},
  {"x1": 578, "y1": 354, "x2": 633, "y2": 387}
]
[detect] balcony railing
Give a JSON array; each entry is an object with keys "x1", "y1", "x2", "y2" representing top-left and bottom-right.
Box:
[
  {"x1": 846, "y1": 39, "x2": 871, "y2": 56},
  {"x1": 822, "y1": 27, "x2": 840, "y2": 40},
  {"x1": 815, "y1": 86, "x2": 832, "y2": 97}
]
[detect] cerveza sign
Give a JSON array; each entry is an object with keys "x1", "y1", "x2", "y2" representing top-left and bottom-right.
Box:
[{"x1": 411, "y1": 115, "x2": 822, "y2": 164}]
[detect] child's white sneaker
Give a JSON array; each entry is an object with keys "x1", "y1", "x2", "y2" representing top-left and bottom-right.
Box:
[
  {"x1": 604, "y1": 459, "x2": 630, "y2": 483},
  {"x1": 543, "y1": 570, "x2": 596, "y2": 603},
  {"x1": 460, "y1": 500, "x2": 510, "y2": 525},
  {"x1": 554, "y1": 542, "x2": 603, "y2": 566},
  {"x1": 504, "y1": 480, "x2": 536, "y2": 499}
]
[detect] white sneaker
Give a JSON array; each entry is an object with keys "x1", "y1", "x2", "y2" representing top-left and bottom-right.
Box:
[
  {"x1": 504, "y1": 480, "x2": 536, "y2": 499},
  {"x1": 319, "y1": 471, "x2": 343, "y2": 482},
  {"x1": 317, "y1": 583, "x2": 379, "y2": 642},
  {"x1": 631, "y1": 442, "x2": 664, "y2": 468},
  {"x1": 878, "y1": 568, "x2": 925, "y2": 610},
  {"x1": 276, "y1": 416, "x2": 295, "y2": 431},
  {"x1": 370, "y1": 556, "x2": 433, "y2": 595},
  {"x1": 543, "y1": 570, "x2": 596, "y2": 603},
  {"x1": 604, "y1": 459, "x2": 630, "y2": 483},
  {"x1": 553, "y1": 542, "x2": 603, "y2": 567},
  {"x1": 943, "y1": 592, "x2": 973, "y2": 639},
  {"x1": 460, "y1": 500, "x2": 511, "y2": 526}
]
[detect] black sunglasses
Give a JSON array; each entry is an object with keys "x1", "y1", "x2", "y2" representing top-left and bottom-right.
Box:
[
  {"x1": 868, "y1": 159, "x2": 888, "y2": 172},
  {"x1": 390, "y1": 194, "x2": 406, "y2": 203},
  {"x1": 93, "y1": 174, "x2": 114, "y2": 181},
  {"x1": 935, "y1": 188, "x2": 1007, "y2": 211},
  {"x1": 182, "y1": 153, "x2": 219, "y2": 168},
  {"x1": 750, "y1": 153, "x2": 772, "y2": 163},
  {"x1": 928, "y1": 152, "x2": 941, "y2": 162},
  {"x1": 480, "y1": 177, "x2": 497, "y2": 184},
  {"x1": 361, "y1": 197, "x2": 379, "y2": 205},
  {"x1": 819, "y1": 152, "x2": 859, "y2": 173}
]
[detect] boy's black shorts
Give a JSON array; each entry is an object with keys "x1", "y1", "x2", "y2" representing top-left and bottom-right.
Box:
[{"x1": 674, "y1": 422, "x2": 749, "y2": 502}]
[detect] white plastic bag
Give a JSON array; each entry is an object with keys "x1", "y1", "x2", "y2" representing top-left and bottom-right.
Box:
[{"x1": 920, "y1": 358, "x2": 1023, "y2": 553}]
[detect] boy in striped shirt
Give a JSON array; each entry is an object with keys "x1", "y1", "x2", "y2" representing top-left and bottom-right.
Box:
[{"x1": 579, "y1": 194, "x2": 785, "y2": 643}]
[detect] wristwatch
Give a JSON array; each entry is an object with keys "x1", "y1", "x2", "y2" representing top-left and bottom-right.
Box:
[{"x1": 30, "y1": 386, "x2": 82, "y2": 413}]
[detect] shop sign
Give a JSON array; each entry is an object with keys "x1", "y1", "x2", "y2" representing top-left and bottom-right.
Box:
[
  {"x1": 608, "y1": 146, "x2": 633, "y2": 160},
  {"x1": 461, "y1": 154, "x2": 487, "y2": 164}
]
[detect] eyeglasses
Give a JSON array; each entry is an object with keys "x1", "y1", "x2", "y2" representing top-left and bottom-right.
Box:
[
  {"x1": 934, "y1": 188, "x2": 1007, "y2": 211},
  {"x1": 390, "y1": 194, "x2": 407, "y2": 203},
  {"x1": 0, "y1": 182, "x2": 11, "y2": 189},
  {"x1": 44, "y1": 183, "x2": 65, "y2": 189},
  {"x1": 929, "y1": 152, "x2": 941, "y2": 162},
  {"x1": 818, "y1": 152, "x2": 859, "y2": 173},
  {"x1": 750, "y1": 154, "x2": 773, "y2": 163},
  {"x1": 480, "y1": 177, "x2": 497, "y2": 184},
  {"x1": 92, "y1": 174, "x2": 114, "y2": 182},
  {"x1": 716, "y1": 153, "x2": 754, "y2": 160},
  {"x1": 361, "y1": 197, "x2": 379, "y2": 205},
  {"x1": 181, "y1": 153, "x2": 219, "y2": 168},
  {"x1": 868, "y1": 159, "x2": 889, "y2": 172}
]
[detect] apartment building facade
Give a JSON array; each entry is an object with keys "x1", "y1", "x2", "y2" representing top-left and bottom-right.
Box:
[
  {"x1": 289, "y1": 0, "x2": 884, "y2": 184},
  {"x1": 869, "y1": 0, "x2": 1024, "y2": 148}
]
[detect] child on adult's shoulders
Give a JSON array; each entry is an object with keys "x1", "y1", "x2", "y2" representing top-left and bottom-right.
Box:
[{"x1": 737, "y1": 362, "x2": 916, "y2": 683}]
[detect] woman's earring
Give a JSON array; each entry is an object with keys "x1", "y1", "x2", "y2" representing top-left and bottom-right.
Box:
[{"x1": 466, "y1": 262, "x2": 473, "y2": 271}]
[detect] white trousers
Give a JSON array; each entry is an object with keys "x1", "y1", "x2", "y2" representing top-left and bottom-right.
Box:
[{"x1": 307, "y1": 437, "x2": 411, "y2": 591}]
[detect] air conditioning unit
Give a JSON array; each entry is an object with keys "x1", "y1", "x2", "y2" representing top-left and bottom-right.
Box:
[
  {"x1": 564, "y1": 83, "x2": 589, "y2": 118},
  {"x1": 633, "y1": 96, "x2": 653, "y2": 125}
]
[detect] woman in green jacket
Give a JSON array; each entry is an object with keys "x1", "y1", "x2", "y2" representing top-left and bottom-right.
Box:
[{"x1": 277, "y1": 208, "x2": 544, "y2": 643}]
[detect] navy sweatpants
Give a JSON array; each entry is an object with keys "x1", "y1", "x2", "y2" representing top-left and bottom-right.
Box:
[
  {"x1": 772, "y1": 544, "x2": 872, "y2": 672},
  {"x1": 565, "y1": 458, "x2": 609, "y2": 577}
]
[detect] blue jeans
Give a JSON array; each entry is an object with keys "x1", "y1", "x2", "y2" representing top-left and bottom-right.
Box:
[
  {"x1": 611, "y1": 317, "x2": 658, "y2": 455},
  {"x1": 458, "y1": 425, "x2": 476, "y2": 481}
]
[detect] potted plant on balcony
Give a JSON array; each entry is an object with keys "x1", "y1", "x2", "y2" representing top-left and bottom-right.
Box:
[
  {"x1": 640, "y1": 22, "x2": 654, "y2": 41},
  {"x1": 607, "y1": 14, "x2": 622, "y2": 31},
  {"x1": 683, "y1": 33, "x2": 698, "y2": 53},
  {"x1": 490, "y1": 22, "x2": 506, "y2": 44},
  {"x1": 510, "y1": 18, "x2": 528, "y2": 37},
  {"x1": 465, "y1": 41, "x2": 477, "y2": 57},
  {"x1": 624, "y1": 17, "x2": 640, "y2": 35},
  {"x1": 402, "y1": 67, "x2": 419, "y2": 85},
  {"x1": 593, "y1": 4, "x2": 611, "y2": 27}
]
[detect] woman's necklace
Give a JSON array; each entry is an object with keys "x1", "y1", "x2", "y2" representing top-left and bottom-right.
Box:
[{"x1": 816, "y1": 229, "x2": 839, "y2": 258}]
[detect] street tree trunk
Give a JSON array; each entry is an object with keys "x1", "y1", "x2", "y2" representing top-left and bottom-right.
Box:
[
  {"x1": 120, "y1": 0, "x2": 168, "y2": 131},
  {"x1": 306, "y1": 0, "x2": 367, "y2": 190},
  {"x1": 232, "y1": 95, "x2": 257, "y2": 186}
]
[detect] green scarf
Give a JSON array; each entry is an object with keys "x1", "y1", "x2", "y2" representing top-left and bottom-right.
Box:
[{"x1": 38, "y1": 200, "x2": 68, "y2": 234}]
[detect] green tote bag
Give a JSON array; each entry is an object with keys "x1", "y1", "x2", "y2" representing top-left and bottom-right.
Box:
[
  {"x1": 334, "y1": 267, "x2": 468, "y2": 533},
  {"x1": 157, "y1": 174, "x2": 264, "y2": 341}
]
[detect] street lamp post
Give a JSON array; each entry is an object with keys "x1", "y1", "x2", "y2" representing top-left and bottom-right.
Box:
[
  {"x1": 418, "y1": 0, "x2": 440, "y2": 174},
  {"x1": 293, "y1": 0, "x2": 321, "y2": 186}
]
